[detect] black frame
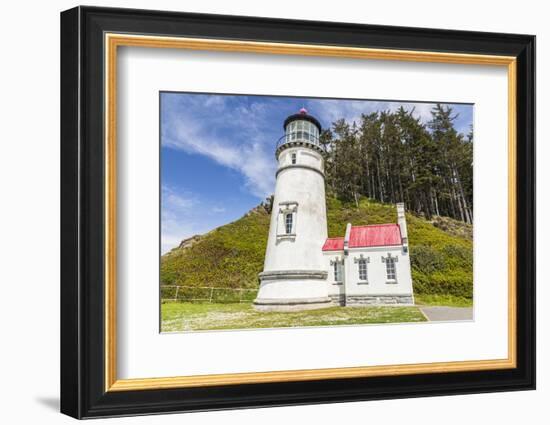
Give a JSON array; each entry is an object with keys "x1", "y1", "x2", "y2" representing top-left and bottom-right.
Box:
[{"x1": 60, "y1": 6, "x2": 536, "y2": 419}]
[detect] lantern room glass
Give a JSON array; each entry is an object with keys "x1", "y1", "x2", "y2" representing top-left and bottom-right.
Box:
[{"x1": 284, "y1": 119, "x2": 320, "y2": 146}]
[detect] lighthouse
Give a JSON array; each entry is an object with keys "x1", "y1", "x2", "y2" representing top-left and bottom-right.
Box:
[
  {"x1": 254, "y1": 108, "x2": 332, "y2": 311},
  {"x1": 253, "y1": 108, "x2": 415, "y2": 311}
]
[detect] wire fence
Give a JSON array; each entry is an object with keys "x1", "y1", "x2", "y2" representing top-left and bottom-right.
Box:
[{"x1": 161, "y1": 285, "x2": 258, "y2": 304}]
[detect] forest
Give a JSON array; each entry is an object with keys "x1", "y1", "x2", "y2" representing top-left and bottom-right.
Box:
[{"x1": 319, "y1": 104, "x2": 473, "y2": 224}]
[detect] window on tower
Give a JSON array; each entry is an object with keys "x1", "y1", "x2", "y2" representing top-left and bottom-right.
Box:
[
  {"x1": 285, "y1": 213, "x2": 293, "y2": 234},
  {"x1": 291, "y1": 153, "x2": 297, "y2": 164},
  {"x1": 276, "y1": 202, "x2": 298, "y2": 239}
]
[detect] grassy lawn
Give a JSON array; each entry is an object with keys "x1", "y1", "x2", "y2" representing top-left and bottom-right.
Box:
[
  {"x1": 161, "y1": 302, "x2": 427, "y2": 332},
  {"x1": 414, "y1": 294, "x2": 473, "y2": 307}
]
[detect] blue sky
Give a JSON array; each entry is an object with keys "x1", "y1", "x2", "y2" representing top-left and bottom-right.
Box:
[{"x1": 160, "y1": 92, "x2": 473, "y2": 253}]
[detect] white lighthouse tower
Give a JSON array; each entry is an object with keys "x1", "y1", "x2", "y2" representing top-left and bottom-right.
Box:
[{"x1": 254, "y1": 108, "x2": 331, "y2": 311}]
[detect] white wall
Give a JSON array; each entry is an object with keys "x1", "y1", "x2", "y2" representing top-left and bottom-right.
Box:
[
  {"x1": 0, "y1": 1, "x2": 546, "y2": 425},
  {"x1": 263, "y1": 147, "x2": 327, "y2": 272},
  {"x1": 346, "y1": 246, "x2": 413, "y2": 296},
  {"x1": 324, "y1": 246, "x2": 414, "y2": 297}
]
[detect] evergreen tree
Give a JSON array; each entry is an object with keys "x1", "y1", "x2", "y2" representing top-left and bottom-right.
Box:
[{"x1": 322, "y1": 104, "x2": 473, "y2": 223}]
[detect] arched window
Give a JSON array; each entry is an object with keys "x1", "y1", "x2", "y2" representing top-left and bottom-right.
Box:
[{"x1": 285, "y1": 213, "x2": 293, "y2": 234}]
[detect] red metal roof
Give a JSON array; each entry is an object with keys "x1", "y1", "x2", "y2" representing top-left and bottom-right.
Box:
[
  {"x1": 322, "y1": 224, "x2": 402, "y2": 251},
  {"x1": 349, "y1": 224, "x2": 402, "y2": 248},
  {"x1": 322, "y1": 237, "x2": 344, "y2": 251}
]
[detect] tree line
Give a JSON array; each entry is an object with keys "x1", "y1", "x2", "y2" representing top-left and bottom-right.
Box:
[{"x1": 320, "y1": 104, "x2": 473, "y2": 224}]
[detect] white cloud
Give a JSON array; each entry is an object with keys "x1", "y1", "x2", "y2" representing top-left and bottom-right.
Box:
[
  {"x1": 162, "y1": 185, "x2": 196, "y2": 211},
  {"x1": 306, "y1": 99, "x2": 440, "y2": 131},
  {"x1": 159, "y1": 184, "x2": 243, "y2": 253},
  {"x1": 162, "y1": 95, "x2": 276, "y2": 198},
  {"x1": 160, "y1": 186, "x2": 200, "y2": 253},
  {"x1": 161, "y1": 214, "x2": 196, "y2": 254},
  {"x1": 307, "y1": 99, "x2": 365, "y2": 128}
]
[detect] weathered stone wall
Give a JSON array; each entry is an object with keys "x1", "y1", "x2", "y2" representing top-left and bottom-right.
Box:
[{"x1": 331, "y1": 293, "x2": 414, "y2": 306}]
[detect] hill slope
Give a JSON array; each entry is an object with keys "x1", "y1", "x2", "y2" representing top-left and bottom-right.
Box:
[{"x1": 161, "y1": 195, "x2": 473, "y2": 303}]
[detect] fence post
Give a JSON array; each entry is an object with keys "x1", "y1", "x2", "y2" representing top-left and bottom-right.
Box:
[
  {"x1": 209, "y1": 287, "x2": 214, "y2": 303},
  {"x1": 174, "y1": 286, "x2": 179, "y2": 302}
]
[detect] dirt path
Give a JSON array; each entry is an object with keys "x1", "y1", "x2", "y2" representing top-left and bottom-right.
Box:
[{"x1": 419, "y1": 306, "x2": 473, "y2": 322}]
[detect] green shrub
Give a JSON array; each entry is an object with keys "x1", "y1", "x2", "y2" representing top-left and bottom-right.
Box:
[
  {"x1": 412, "y1": 269, "x2": 472, "y2": 299},
  {"x1": 410, "y1": 245, "x2": 446, "y2": 274},
  {"x1": 442, "y1": 244, "x2": 473, "y2": 269}
]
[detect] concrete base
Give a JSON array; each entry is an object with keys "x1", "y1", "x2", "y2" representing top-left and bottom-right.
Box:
[
  {"x1": 255, "y1": 269, "x2": 331, "y2": 312},
  {"x1": 253, "y1": 297, "x2": 332, "y2": 312}
]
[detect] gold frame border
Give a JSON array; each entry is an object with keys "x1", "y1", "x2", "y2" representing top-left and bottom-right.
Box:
[{"x1": 104, "y1": 33, "x2": 517, "y2": 392}]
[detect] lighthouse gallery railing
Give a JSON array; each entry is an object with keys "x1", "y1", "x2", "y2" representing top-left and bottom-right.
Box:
[{"x1": 276, "y1": 131, "x2": 325, "y2": 151}]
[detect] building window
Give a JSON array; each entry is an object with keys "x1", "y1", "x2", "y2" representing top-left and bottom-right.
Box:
[
  {"x1": 285, "y1": 213, "x2": 293, "y2": 234},
  {"x1": 333, "y1": 261, "x2": 342, "y2": 282},
  {"x1": 277, "y1": 202, "x2": 298, "y2": 239},
  {"x1": 291, "y1": 153, "x2": 297, "y2": 164},
  {"x1": 354, "y1": 255, "x2": 369, "y2": 283},
  {"x1": 358, "y1": 258, "x2": 368, "y2": 281},
  {"x1": 385, "y1": 256, "x2": 397, "y2": 281}
]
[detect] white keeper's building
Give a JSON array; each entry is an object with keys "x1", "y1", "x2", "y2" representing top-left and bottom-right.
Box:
[{"x1": 254, "y1": 108, "x2": 414, "y2": 311}]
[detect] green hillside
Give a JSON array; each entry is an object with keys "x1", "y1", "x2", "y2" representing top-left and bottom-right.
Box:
[{"x1": 161, "y1": 195, "x2": 473, "y2": 304}]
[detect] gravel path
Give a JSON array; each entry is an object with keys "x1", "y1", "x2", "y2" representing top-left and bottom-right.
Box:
[{"x1": 419, "y1": 306, "x2": 473, "y2": 322}]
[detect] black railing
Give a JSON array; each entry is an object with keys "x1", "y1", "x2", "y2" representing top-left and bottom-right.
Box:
[{"x1": 276, "y1": 131, "x2": 324, "y2": 150}]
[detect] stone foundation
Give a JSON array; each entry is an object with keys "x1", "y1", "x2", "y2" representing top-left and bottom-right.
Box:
[
  {"x1": 345, "y1": 294, "x2": 414, "y2": 306},
  {"x1": 328, "y1": 294, "x2": 414, "y2": 306},
  {"x1": 329, "y1": 294, "x2": 346, "y2": 306}
]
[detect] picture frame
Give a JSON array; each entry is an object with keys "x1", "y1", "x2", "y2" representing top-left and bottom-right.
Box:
[{"x1": 60, "y1": 5, "x2": 535, "y2": 419}]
